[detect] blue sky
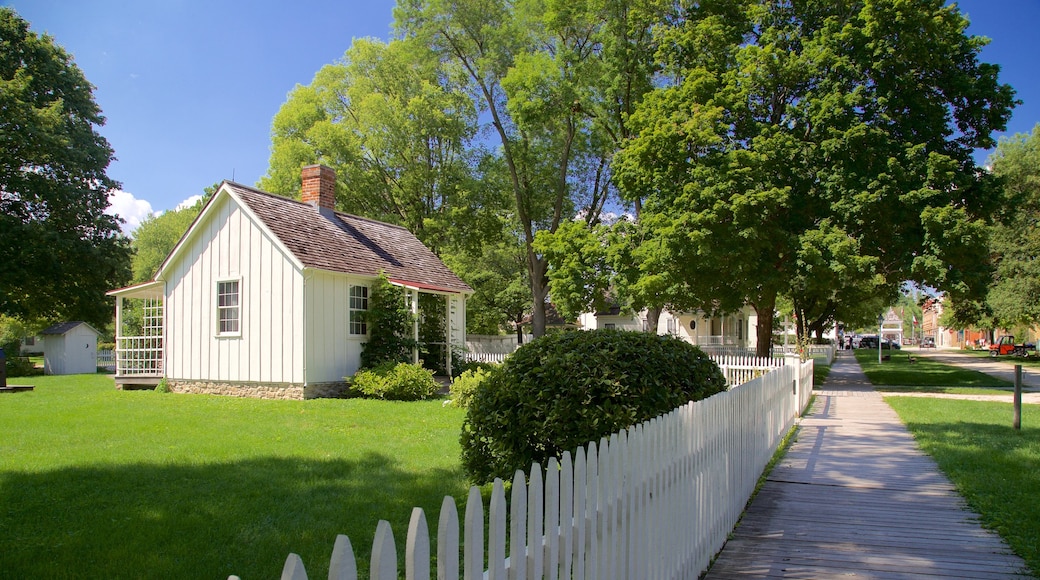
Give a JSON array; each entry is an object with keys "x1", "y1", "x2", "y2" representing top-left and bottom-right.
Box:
[{"x1": 7, "y1": 0, "x2": 1039, "y2": 232}]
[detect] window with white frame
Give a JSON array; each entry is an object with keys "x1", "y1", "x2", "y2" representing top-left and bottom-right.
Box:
[
  {"x1": 666, "y1": 317, "x2": 676, "y2": 334},
  {"x1": 349, "y1": 285, "x2": 369, "y2": 335},
  {"x1": 217, "y1": 280, "x2": 240, "y2": 335}
]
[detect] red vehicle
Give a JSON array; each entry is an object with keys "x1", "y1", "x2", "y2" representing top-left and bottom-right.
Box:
[{"x1": 988, "y1": 336, "x2": 1035, "y2": 357}]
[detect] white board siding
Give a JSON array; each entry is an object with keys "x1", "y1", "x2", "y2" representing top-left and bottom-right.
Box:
[
  {"x1": 164, "y1": 195, "x2": 304, "y2": 384},
  {"x1": 303, "y1": 270, "x2": 367, "y2": 383}
]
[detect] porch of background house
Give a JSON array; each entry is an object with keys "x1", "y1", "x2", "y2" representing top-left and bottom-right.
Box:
[{"x1": 107, "y1": 281, "x2": 165, "y2": 388}]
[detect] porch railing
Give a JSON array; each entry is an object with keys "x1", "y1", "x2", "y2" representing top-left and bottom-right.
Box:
[{"x1": 115, "y1": 336, "x2": 163, "y2": 376}]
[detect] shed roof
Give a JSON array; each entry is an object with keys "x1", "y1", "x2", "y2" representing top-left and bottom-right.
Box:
[{"x1": 41, "y1": 321, "x2": 100, "y2": 336}]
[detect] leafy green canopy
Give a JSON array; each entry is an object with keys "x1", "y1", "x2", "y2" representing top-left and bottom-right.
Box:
[
  {"x1": 0, "y1": 7, "x2": 131, "y2": 327},
  {"x1": 986, "y1": 124, "x2": 1040, "y2": 329},
  {"x1": 614, "y1": 0, "x2": 1015, "y2": 354}
]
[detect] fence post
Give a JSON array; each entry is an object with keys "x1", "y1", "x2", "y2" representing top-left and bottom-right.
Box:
[
  {"x1": 1014, "y1": 365, "x2": 1022, "y2": 431},
  {"x1": 784, "y1": 354, "x2": 801, "y2": 401},
  {"x1": 1, "y1": 347, "x2": 6, "y2": 388}
]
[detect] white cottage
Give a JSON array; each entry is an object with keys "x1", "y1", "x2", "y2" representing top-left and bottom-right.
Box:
[
  {"x1": 41, "y1": 321, "x2": 100, "y2": 375},
  {"x1": 579, "y1": 305, "x2": 759, "y2": 354},
  {"x1": 108, "y1": 165, "x2": 472, "y2": 399}
]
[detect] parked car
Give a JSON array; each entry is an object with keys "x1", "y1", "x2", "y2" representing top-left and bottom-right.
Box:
[
  {"x1": 921, "y1": 337, "x2": 936, "y2": 348},
  {"x1": 859, "y1": 336, "x2": 900, "y2": 349}
]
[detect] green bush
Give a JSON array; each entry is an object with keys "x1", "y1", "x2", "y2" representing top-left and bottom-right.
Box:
[
  {"x1": 460, "y1": 329, "x2": 727, "y2": 484},
  {"x1": 5, "y1": 356, "x2": 39, "y2": 377},
  {"x1": 448, "y1": 368, "x2": 490, "y2": 408},
  {"x1": 350, "y1": 362, "x2": 441, "y2": 401},
  {"x1": 454, "y1": 359, "x2": 498, "y2": 376}
]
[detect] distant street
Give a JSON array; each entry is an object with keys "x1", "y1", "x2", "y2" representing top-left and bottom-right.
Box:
[{"x1": 904, "y1": 348, "x2": 1040, "y2": 391}]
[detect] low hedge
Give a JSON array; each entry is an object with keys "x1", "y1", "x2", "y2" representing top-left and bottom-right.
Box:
[{"x1": 349, "y1": 362, "x2": 441, "y2": 401}]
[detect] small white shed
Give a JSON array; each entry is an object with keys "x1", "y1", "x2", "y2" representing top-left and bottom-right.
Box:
[{"x1": 42, "y1": 322, "x2": 100, "y2": 375}]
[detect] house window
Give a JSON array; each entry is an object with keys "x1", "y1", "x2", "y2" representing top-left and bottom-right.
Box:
[
  {"x1": 738, "y1": 318, "x2": 744, "y2": 341},
  {"x1": 604, "y1": 323, "x2": 616, "y2": 330},
  {"x1": 349, "y1": 285, "x2": 369, "y2": 335},
  {"x1": 667, "y1": 317, "x2": 676, "y2": 334},
  {"x1": 217, "y1": 280, "x2": 241, "y2": 335}
]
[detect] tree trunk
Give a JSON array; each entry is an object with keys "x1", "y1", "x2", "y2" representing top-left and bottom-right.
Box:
[
  {"x1": 529, "y1": 255, "x2": 550, "y2": 339},
  {"x1": 645, "y1": 305, "x2": 663, "y2": 334},
  {"x1": 754, "y1": 291, "x2": 778, "y2": 358}
]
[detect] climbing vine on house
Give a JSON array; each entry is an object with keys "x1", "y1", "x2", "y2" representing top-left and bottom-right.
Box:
[{"x1": 359, "y1": 272, "x2": 417, "y2": 369}]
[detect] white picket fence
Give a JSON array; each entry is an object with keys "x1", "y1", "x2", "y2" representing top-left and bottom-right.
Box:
[
  {"x1": 709, "y1": 354, "x2": 788, "y2": 387},
  {"x1": 463, "y1": 351, "x2": 509, "y2": 365},
  {"x1": 238, "y1": 360, "x2": 814, "y2": 580}
]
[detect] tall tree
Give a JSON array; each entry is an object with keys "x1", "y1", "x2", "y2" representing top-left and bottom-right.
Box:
[
  {"x1": 614, "y1": 0, "x2": 1015, "y2": 356},
  {"x1": 0, "y1": 8, "x2": 131, "y2": 327},
  {"x1": 259, "y1": 37, "x2": 479, "y2": 253},
  {"x1": 987, "y1": 124, "x2": 1040, "y2": 328},
  {"x1": 130, "y1": 185, "x2": 216, "y2": 284},
  {"x1": 396, "y1": 0, "x2": 659, "y2": 338}
]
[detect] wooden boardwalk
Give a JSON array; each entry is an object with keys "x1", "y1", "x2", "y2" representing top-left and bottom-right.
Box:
[{"x1": 706, "y1": 352, "x2": 1033, "y2": 579}]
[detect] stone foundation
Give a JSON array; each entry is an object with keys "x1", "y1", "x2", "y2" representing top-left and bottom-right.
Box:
[{"x1": 169, "y1": 380, "x2": 349, "y2": 400}]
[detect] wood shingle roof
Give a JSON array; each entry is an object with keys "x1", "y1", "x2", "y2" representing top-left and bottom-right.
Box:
[{"x1": 225, "y1": 182, "x2": 472, "y2": 294}]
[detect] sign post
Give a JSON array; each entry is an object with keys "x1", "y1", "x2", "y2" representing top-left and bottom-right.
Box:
[{"x1": 1014, "y1": 365, "x2": 1023, "y2": 431}]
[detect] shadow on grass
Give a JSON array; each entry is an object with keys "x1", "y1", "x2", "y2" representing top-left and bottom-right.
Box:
[
  {"x1": 0, "y1": 453, "x2": 466, "y2": 579},
  {"x1": 897, "y1": 418, "x2": 1040, "y2": 574}
]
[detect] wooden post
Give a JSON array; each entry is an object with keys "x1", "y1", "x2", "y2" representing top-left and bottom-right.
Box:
[
  {"x1": 1, "y1": 347, "x2": 7, "y2": 388},
  {"x1": 1014, "y1": 364, "x2": 1022, "y2": 431}
]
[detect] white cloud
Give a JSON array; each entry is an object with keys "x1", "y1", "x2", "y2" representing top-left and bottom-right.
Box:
[
  {"x1": 106, "y1": 189, "x2": 155, "y2": 234},
  {"x1": 175, "y1": 195, "x2": 203, "y2": 211}
]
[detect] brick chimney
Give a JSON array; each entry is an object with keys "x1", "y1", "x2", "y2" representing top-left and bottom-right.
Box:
[{"x1": 301, "y1": 164, "x2": 336, "y2": 210}]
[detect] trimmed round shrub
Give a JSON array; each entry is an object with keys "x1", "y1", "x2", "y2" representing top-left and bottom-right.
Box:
[
  {"x1": 448, "y1": 368, "x2": 490, "y2": 408},
  {"x1": 460, "y1": 329, "x2": 727, "y2": 484},
  {"x1": 350, "y1": 362, "x2": 441, "y2": 401}
]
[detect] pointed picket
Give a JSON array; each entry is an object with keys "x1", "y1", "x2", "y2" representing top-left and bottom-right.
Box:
[
  {"x1": 438, "y1": 496, "x2": 460, "y2": 580},
  {"x1": 280, "y1": 553, "x2": 307, "y2": 580},
  {"x1": 406, "y1": 508, "x2": 430, "y2": 580},
  {"x1": 544, "y1": 457, "x2": 560, "y2": 580},
  {"x1": 371, "y1": 520, "x2": 397, "y2": 580},
  {"x1": 528, "y1": 462, "x2": 543, "y2": 579},
  {"x1": 328, "y1": 535, "x2": 357, "y2": 580},
  {"x1": 489, "y1": 479, "x2": 507, "y2": 580},
  {"x1": 509, "y1": 470, "x2": 527, "y2": 580},
  {"x1": 559, "y1": 452, "x2": 573, "y2": 580},
  {"x1": 464, "y1": 486, "x2": 484, "y2": 580},
  {"x1": 572, "y1": 446, "x2": 587, "y2": 580}
]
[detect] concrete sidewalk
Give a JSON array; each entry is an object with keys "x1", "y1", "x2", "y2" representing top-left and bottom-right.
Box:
[{"x1": 705, "y1": 350, "x2": 1033, "y2": 579}]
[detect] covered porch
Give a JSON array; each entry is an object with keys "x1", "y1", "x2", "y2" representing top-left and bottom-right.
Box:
[{"x1": 107, "y1": 281, "x2": 164, "y2": 388}]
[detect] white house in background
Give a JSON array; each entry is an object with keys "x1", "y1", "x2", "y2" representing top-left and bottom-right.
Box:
[
  {"x1": 579, "y1": 305, "x2": 759, "y2": 352},
  {"x1": 108, "y1": 165, "x2": 472, "y2": 399},
  {"x1": 41, "y1": 321, "x2": 100, "y2": 375}
]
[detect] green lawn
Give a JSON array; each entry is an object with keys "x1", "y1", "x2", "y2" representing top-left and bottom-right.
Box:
[
  {"x1": 853, "y1": 348, "x2": 1012, "y2": 388},
  {"x1": 885, "y1": 397, "x2": 1040, "y2": 575},
  {"x1": 0, "y1": 374, "x2": 468, "y2": 579}
]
